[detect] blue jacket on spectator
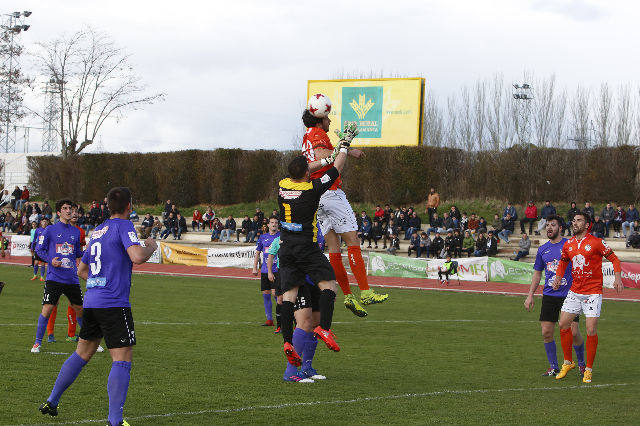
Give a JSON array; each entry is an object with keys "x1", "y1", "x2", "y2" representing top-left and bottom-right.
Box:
[
  {"x1": 541, "y1": 204, "x2": 556, "y2": 219},
  {"x1": 503, "y1": 205, "x2": 517, "y2": 221},
  {"x1": 626, "y1": 207, "x2": 639, "y2": 222},
  {"x1": 359, "y1": 217, "x2": 372, "y2": 234}
]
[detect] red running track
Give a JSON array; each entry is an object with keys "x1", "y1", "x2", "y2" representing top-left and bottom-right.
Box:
[{"x1": 2, "y1": 255, "x2": 638, "y2": 302}]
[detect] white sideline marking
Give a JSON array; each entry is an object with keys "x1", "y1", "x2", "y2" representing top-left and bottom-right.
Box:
[{"x1": 26, "y1": 382, "x2": 636, "y2": 425}]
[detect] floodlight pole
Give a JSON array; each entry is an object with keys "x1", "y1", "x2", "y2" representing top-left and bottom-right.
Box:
[
  {"x1": 1, "y1": 11, "x2": 31, "y2": 153},
  {"x1": 512, "y1": 82, "x2": 533, "y2": 145}
]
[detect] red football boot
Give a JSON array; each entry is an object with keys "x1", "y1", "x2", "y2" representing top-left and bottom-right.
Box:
[
  {"x1": 284, "y1": 342, "x2": 302, "y2": 367},
  {"x1": 313, "y1": 326, "x2": 340, "y2": 352}
]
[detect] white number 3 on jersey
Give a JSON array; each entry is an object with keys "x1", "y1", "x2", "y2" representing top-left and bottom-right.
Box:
[{"x1": 90, "y1": 242, "x2": 102, "y2": 275}]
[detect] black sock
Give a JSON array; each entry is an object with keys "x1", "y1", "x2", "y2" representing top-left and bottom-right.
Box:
[
  {"x1": 275, "y1": 302, "x2": 282, "y2": 329},
  {"x1": 281, "y1": 301, "x2": 295, "y2": 344},
  {"x1": 319, "y1": 289, "x2": 336, "y2": 330}
]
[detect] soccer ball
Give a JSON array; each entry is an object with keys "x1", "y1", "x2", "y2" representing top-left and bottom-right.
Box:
[{"x1": 308, "y1": 93, "x2": 332, "y2": 118}]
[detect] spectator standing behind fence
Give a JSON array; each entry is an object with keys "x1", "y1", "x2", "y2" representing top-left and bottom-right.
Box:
[
  {"x1": 622, "y1": 204, "x2": 638, "y2": 239},
  {"x1": 192, "y1": 209, "x2": 203, "y2": 231},
  {"x1": 221, "y1": 215, "x2": 236, "y2": 242},
  {"x1": 486, "y1": 230, "x2": 498, "y2": 256},
  {"x1": 520, "y1": 201, "x2": 538, "y2": 235},
  {"x1": 601, "y1": 203, "x2": 614, "y2": 238},
  {"x1": 498, "y1": 213, "x2": 515, "y2": 243},
  {"x1": 474, "y1": 231, "x2": 487, "y2": 256},
  {"x1": 591, "y1": 216, "x2": 605, "y2": 239},
  {"x1": 565, "y1": 202, "x2": 579, "y2": 236},
  {"x1": 418, "y1": 232, "x2": 431, "y2": 258},
  {"x1": 511, "y1": 233, "x2": 531, "y2": 261},
  {"x1": 425, "y1": 187, "x2": 440, "y2": 224},
  {"x1": 503, "y1": 202, "x2": 517, "y2": 222},
  {"x1": 534, "y1": 200, "x2": 555, "y2": 235}
]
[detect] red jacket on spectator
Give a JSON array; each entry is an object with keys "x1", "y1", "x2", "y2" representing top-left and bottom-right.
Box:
[
  {"x1": 374, "y1": 208, "x2": 385, "y2": 221},
  {"x1": 20, "y1": 188, "x2": 29, "y2": 200},
  {"x1": 524, "y1": 205, "x2": 537, "y2": 219},
  {"x1": 193, "y1": 210, "x2": 203, "y2": 223}
]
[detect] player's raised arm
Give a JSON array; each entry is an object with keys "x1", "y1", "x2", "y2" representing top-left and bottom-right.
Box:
[{"x1": 552, "y1": 244, "x2": 570, "y2": 290}]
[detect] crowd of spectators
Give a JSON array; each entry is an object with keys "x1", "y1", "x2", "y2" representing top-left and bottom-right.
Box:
[{"x1": 2, "y1": 187, "x2": 639, "y2": 257}]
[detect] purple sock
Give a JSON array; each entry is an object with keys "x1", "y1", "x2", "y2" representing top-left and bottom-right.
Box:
[
  {"x1": 263, "y1": 294, "x2": 272, "y2": 321},
  {"x1": 574, "y1": 343, "x2": 585, "y2": 367},
  {"x1": 108, "y1": 361, "x2": 132, "y2": 426},
  {"x1": 302, "y1": 331, "x2": 318, "y2": 370},
  {"x1": 33, "y1": 264, "x2": 39, "y2": 275},
  {"x1": 544, "y1": 341, "x2": 558, "y2": 369},
  {"x1": 35, "y1": 314, "x2": 49, "y2": 345},
  {"x1": 41, "y1": 266, "x2": 46, "y2": 277},
  {"x1": 48, "y1": 352, "x2": 87, "y2": 405}
]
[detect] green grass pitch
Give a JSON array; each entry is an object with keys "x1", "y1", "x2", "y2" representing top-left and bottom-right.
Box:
[{"x1": 1, "y1": 263, "x2": 639, "y2": 425}]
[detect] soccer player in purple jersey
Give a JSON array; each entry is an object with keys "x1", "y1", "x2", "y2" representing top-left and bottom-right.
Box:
[
  {"x1": 30, "y1": 218, "x2": 48, "y2": 282},
  {"x1": 252, "y1": 216, "x2": 281, "y2": 328},
  {"x1": 38, "y1": 187, "x2": 157, "y2": 426},
  {"x1": 524, "y1": 215, "x2": 586, "y2": 377},
  {"x1": 31, "y1": 200, "x2": 84, "y2": 353}
]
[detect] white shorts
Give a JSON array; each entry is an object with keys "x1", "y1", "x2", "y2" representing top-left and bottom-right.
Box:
[
  {"x1": 561, "y1": 291, "x2": 602, "y2": 318},
  {"x1": 317, "y1": 189, "x2": 358, "y2": 236}
]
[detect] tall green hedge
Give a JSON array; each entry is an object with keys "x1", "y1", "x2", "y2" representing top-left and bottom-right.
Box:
[{"x1": 28, "y1": 146, "x2": 640, "y2": 205}]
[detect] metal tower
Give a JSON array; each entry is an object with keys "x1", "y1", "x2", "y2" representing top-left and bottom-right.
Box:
[{"x1": 42, "y1": 78, "x2": 61, "y2": 152}]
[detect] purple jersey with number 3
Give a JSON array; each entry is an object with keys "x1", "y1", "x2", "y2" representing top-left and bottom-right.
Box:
[{"x1": 82, "y1": 218, "x2": 141, "y2": 308}]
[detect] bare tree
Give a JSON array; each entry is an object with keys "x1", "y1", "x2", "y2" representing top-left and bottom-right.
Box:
[
  {"x1": 550, "y1": 89, "x2": 567, "y2": 148},
  {"x1": 593, "y1": 83, "x2": 613, "y2": 147},
  {"x1": 532, "y1": 75, "x2": 557, "y2": 148},
  {"x1": 456, "y1": 86, "x2": 475, "y2": 151},
  {"x1": 570, "y1": 86, "x2": 591, "y2": 149},
  {"x1": 32, "y1": 28, "x2": 163, "y2": 158},
  {"x1": 473, "y1": 80, "x2": 487, "y2": 149},
  {"x1": 444, "y1": 94, "x2": 458, "y2": 148},
  {"x1": 615, "y1": 84, "x2": 632, "y2": 146},
  {"x1": 422, "y1": 91, "x2": 444, "y2": 147}
]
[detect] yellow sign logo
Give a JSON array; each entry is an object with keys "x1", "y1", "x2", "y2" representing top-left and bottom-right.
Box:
[{"x1": 349, "y1": 94, "x2": 375, "y2": 120}]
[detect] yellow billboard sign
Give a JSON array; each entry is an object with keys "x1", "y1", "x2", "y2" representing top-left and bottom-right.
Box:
[
  {"x1": 159, "y1": 242, "x2": 208, "y2": 266},
  {"x1": 307, "y1": 78, "x2": 425, "y2": 147}
]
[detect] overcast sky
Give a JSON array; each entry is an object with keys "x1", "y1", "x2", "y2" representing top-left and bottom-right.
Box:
[{"x1": 5, "y1": 0, "x2": 640, "y2": 153}]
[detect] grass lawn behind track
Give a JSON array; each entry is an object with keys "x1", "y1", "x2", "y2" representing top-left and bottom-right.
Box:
[{"x1": 1, "y1": 263, "x2": 639, "y2": 425}]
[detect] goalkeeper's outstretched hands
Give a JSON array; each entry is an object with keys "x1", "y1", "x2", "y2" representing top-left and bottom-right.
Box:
[{"x1": 334, "y1": 121, "x2": 359, "y2": 147}]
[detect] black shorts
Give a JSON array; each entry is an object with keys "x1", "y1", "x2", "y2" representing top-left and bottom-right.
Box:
[
  {"x1": 42, "y1": 280, "x2": 83, "y2": 306},
  {"x1": 79, "y1": 307, "x2": 136, "y2": 349},
  {"x1": 540, "y1": 295, "x2": 580, "y2": 323},
  {"x1": 260, "y1": 272, "x2": 281, "y2": 295},
  {"x1": 279, "y1": 240, "x2": 335, "y2": 292},
  {"x1": 294, "y1": 282, "x2": 321, "y2": 312},
  {"x1": 33, "y1": 253, "x2": 45, "y2": 263}
]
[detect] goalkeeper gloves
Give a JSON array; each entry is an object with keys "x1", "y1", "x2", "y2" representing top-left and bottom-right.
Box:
[{"x1": 334, "y1": 121, "x2": 359, "y2": 147}]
